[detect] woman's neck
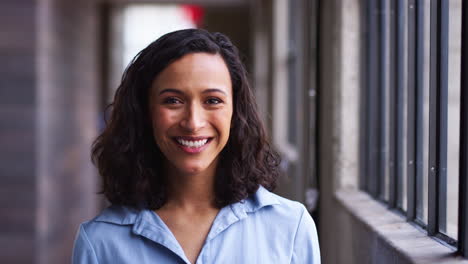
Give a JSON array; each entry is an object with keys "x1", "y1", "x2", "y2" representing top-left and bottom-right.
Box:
[{"x1": 163, "y1": 163, "x2": 218, "y2": 211}]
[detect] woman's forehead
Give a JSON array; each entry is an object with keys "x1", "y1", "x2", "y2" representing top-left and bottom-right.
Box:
[{"x1": 151, "y1": 53, "x2": 232, "y2": 95}]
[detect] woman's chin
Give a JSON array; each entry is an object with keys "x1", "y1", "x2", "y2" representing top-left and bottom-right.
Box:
[
  {"x1": 167, "y1": 157, "x2": 218, "y2": 176},
  {"x1": 176, "y1": 163, "x2": 209, "y2": 175}
]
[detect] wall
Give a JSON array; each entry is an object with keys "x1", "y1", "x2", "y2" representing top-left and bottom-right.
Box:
[
  {"x1": 0, "y1": 0, "x2": 101, "y2": 263},
  {"x1": 0, "y1": 1, "x2": 37, "y2": 263},
  {"x1": 317, "y1": 0, "x2": 345, "y2": 262},
  {"x1": 36, "y1": 0, "x2": 100, "y2": 263},
  {"x1": 203, "y1": 5, "x2": 252, "y2": 70}
]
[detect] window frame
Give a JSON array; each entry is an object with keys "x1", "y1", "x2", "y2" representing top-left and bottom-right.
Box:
[
  {"x1": 361, "y1": 0, "x2": 468, "y2": 255},
  {"x1": 458, "y1": 0, "x2": 468, "y2": 257}
]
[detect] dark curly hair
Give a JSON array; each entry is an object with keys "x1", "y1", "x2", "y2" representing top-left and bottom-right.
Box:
[{"x1": 92, "y1": 28, "x2": 281, "y2": 210}]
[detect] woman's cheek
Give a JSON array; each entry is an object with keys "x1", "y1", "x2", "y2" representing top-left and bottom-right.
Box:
[{"x1": 153, "y1": 107, "x2": 177, "y2": 128}]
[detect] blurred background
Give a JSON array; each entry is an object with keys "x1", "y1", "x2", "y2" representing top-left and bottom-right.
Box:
[{"x1": 1, "y1": 0, "x2": 465, "y2": 263}]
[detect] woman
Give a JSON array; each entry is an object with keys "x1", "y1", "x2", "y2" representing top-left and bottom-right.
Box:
[{"x1": 72, "y1": 29, "x2": 320, "y2": 264}]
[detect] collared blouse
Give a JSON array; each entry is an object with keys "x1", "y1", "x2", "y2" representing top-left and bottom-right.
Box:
[{"x1": 72, "y1": 186, "x2": 321, "y2": 264}]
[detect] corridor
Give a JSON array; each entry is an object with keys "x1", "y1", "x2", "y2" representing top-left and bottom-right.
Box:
[{"x1": 1, "y1": 0, "x2": 467, "y2": 263}]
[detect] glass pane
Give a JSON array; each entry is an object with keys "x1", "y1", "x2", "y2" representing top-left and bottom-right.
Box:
[
  {"x1": 417, "y1": 0, "x2": 431, "y2": 224},
  {"x1": 444, "y1": 0, "x2": 461, "y2": 239}
]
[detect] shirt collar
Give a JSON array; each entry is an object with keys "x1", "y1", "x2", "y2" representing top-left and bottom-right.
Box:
[
  {"x1": 93, "y1": 204, "x2": 140, "y2": 225},
  {"x1": 242, "y1": 185, "x2": 281, "y2": 213},
  {"x1": 94, "y1": 185, "x2": 280, "y2": 226},
  {"x1": 205, "y1": 186, "x2": 280, "y2": 242}
]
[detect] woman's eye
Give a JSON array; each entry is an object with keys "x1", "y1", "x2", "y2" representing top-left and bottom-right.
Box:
[
  {"x1": 163, "y1": 97, "x2": 182, "y2": 104},
  {"x1": 206, "y1": 98, "x2": 223, "y2": 105}
]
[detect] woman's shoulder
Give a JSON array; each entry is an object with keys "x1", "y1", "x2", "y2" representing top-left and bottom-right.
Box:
[
  {"x1": 238, "y1": 186, "x2": 316, "y2": 234},
  {"x1": 78, "y1": 205, "x2": 141, "y2": 238},
  {"x1": 242, "y1": 186, "x2": 321, "y2": 263},
  {"x1": 247, "y1": 185, "x2": 310, "y2": 218}
]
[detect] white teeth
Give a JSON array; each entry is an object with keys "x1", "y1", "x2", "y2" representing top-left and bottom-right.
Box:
[{"x1": 176, "y1": 138, "x2": 208, "y2": 148}]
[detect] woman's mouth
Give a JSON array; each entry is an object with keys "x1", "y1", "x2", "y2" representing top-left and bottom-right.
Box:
[
  {"x1": 173, "y1": 137, "x2": 212, "y2": 153},
  {"x1": 177, "y1": 138, "x2": 208, "y2": 148}
]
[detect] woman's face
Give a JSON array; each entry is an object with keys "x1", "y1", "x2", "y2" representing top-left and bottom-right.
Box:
[{"x1": 149, "y1": 52, "x2": 233, "y2": 176}]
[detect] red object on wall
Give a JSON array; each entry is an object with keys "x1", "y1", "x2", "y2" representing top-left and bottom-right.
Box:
[{"x1": 181, "y1": 5, "x2": 204, "y2": 27}]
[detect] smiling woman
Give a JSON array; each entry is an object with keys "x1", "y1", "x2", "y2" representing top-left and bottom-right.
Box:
[{"x1": 72, "y1": 29, "x2": 320, "y2": 264}]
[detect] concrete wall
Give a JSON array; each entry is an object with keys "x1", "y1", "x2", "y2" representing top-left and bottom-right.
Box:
[
  {"x1": 36, "y1": 0, "x2": 100, "y2": 263},
  {"x1": 203, "y1": 5, "x2": 252, "y2": 70},
  {"x1": 0, "y1": 1, "x2": 37, "y2": 263},
  {"x1": 0, "y1": 0, "x2": 101, "y2": 263},
  {"x1": 317, "y1": 0, "x2": 345, "y2": 262}
]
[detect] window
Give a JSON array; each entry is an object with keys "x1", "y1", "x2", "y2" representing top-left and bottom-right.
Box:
[
  {"x1": 270, "y1": 0, "x2": 319, "y2": 212},
  {"x1": 361, "y1": 0, "x2": 468, "y2": 257}
]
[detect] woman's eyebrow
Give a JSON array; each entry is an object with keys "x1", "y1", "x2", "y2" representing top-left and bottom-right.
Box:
[
  {"x1": 202, "y1": 88, "x2": 227, "y2": 95},
  {"x1": 158, "y1": 88, "x2": 227, "y2": 96},
  {"x1": 158, "y1": 88, "x2": 183, "y2": 95}
]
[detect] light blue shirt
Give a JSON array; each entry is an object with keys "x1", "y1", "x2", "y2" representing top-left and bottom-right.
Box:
[{"x1": 72, "y1": 186, "x2": 320, "y2": 264}]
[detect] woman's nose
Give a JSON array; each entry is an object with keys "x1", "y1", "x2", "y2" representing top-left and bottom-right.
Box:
[{"x1": 179, "y1": 103, "x2": 206, "y2": 132}]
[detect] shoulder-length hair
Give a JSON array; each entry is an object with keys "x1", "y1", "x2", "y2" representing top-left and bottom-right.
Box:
[{"x1": 92, "y1": 28, "x2": 281, "y2": 210}]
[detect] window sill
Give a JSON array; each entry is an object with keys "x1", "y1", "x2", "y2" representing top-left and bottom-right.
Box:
[{"x1": 335, "y1": 189, "x2": 468, "y2": 264}]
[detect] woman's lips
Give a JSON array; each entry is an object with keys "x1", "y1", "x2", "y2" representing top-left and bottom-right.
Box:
[{"x1": 173, "y1": 137, "x2": 213, "y2": 154}]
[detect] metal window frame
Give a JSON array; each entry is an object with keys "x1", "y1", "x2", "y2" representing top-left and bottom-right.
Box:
[
  {"x1": 364, "y1": 0, "x2": 462, "y2": 252},
  {"x1": 395, "y1": 0, "x2": 406, "y2": 210},
  {"x1": 458, "y1": 0, "x2": 468, "y2": 256},
  {"x1": 427, "y1": 0, "x2": 448, "y2": 237},
  {"x1": 407, "y1": 0, "x2": 416, "y2": 220},
  {"x1": 365, "y1": 0, "x2": 381, "y2": 197},
  {"x1": 388, "y1": 0, "x2": 397, "y2": 207},
  {"x1": 406, "y1": 0, "x2": 426, "y2": 222},
  {"x1": 377, "y1": 0, "x2": 389, "y2": 201},
  {"x1": 360, "y1": 0, "x2": 370, "y2": 191}
]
